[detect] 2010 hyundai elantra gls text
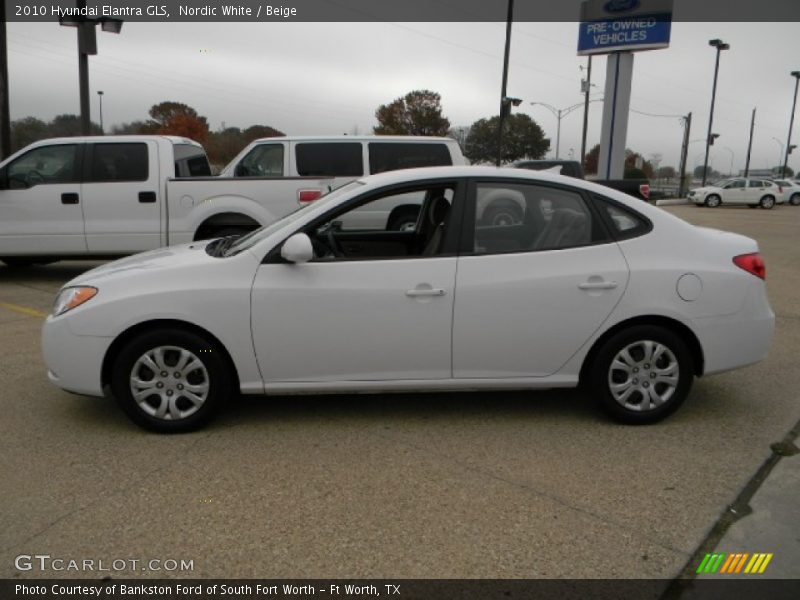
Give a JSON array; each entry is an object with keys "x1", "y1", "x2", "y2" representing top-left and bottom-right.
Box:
[{"x1": 42, "y1": 167, "x2": 775, "y2": 432}]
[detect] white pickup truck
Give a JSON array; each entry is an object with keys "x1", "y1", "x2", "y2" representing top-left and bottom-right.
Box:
[{"x1": 0, "y1": 135, "x2": 465, "y2": 266}]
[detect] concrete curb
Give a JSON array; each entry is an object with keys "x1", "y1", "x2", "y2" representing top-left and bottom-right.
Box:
[{"x1": 656, "y1": 198, "x2": 691, "y2": 206}]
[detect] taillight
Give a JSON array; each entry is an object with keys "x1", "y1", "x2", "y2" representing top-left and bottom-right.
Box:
[
  {"x1": 639, "y1": 183, "x2": 650, "y2": 200},
  {"x1": 297, "y1": 189, "x2": 322, "y2": 205},
  {"x1": 733, "y1": 253, "x2": 766, "y2": 280}
]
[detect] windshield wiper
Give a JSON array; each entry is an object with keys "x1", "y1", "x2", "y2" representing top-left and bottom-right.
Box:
[{"x1": 205, "y1": 235, "x2": 241, "y2": 258}]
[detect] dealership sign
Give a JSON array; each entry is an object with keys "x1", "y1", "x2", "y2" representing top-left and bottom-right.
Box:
[{"x1": 577, "y1": 0, "x2": 673, "y2": 55}]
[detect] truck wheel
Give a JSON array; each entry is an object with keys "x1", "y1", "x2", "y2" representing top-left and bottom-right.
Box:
[
  {"x1": 704, "y1": 195, "x2": 721, "y2": 207},
  {"x1": 111, "y1": 328, "x2": 232, "y2": 433},
  {"x1": 789, "y1": 193, "x2": 800, "y2": 206},
  {"x1": 589, "y1": 325, "x2": 694, "y2": 424},
  {"x1": 759, "y1": 196, "x2": 775, "y2": 209}
]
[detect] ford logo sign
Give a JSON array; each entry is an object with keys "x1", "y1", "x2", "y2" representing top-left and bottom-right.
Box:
[{"x1": 603, "y1": 0, "x2": 640, "y2": 13}]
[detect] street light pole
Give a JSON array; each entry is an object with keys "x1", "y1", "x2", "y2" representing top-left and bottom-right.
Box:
[
  {"x1": 97, "y1": 91, "x2": 104, "y2": 134},
  {"x1": 580, "y1": 56, "x2": 593, "y2": 168},
  {"x1": 495, "y1": 0, "x2": 514, "y2": 166},
  {"x1": 530, "y1": 100, "x2": 602, "y2": 160},
  {"x1": 703, "y1": 39, "x2": 729, "y2": 186},
  {"x1": 781, "y1": 71, "x2": 800, "y2": 178},
  {"x1": 744, "y1": 108, "x2": 756, "y2": 178},
  {"x1": 772, "y1": 137, "x2": 784, "y2": 167}
]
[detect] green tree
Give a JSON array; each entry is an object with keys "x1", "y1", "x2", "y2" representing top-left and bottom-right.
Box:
[
  {"x1": 463, "y1": 114, "x2": 549, "y2": 164},
  {"x1": 693, "y1": 165, "x2": 719, "y2": 180},
  {"x1": 374, "y1": 90, "x2": 450, "y2": 136},
  {"x1": 10, "y1": 117, "x2": 49, "y2": 151},
  {"x1": 772, "y1": 165, "x2": 795, "y2": 178},
  {"x1": 111, "y1": 121, "x2": 152, "y2": 135},
  {"x1": 584, "y1": 144, "x2": 654, "y2": 178}
]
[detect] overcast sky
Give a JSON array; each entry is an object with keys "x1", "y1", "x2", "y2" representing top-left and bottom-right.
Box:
[{"x1": 6, "y1": 20, "x2": 800, "y2": 173}]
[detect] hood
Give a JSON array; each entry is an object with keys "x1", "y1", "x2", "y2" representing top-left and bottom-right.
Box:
[{"x1": 68, "y1": 241, "x2": 214, "y2": 286}]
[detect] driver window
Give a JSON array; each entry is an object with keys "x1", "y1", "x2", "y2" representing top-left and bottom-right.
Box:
[
  {"x1": 309, "y1": 185, "x2": 455, "y2": 261},
  {"x1": 6, "y1": 144, "x2": 79, "y2": 189},
  {"x1": 727, "y1": 180, "x2": 745, "y2": 189}
]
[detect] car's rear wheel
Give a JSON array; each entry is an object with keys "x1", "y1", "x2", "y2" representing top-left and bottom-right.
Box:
[
  {"x1": 704, "y1": 195, "x2": 721, "y2": 207},
  {"x1": 589, "y1": 325, "x2": 694, "y2": 424},
  {"x1": 789, "y1": 193, "x2": 800, "y2": 206},
  {"x1": 759, "y1": 195, "x2": 776, "y2": 209},
  {"x1": 111, "y1": 329, "x2": 232, "y2": 432}
]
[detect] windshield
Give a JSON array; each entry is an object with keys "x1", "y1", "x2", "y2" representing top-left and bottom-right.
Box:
[
  {"x1": 711, "y1": 179, "x2": 732, "y2": 188},
  {"x1": 223, "y1": 180, "x2": 365, "y2": 257}
]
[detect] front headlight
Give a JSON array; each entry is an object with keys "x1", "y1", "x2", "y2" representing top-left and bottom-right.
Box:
[{"x1": 52, "y1": 286, "x2": 98, "y2": 317}]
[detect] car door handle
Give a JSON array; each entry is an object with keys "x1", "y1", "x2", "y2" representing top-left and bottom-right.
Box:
[
  {"x1": 61, "y1": 193, "x2": 79, "y2": 205},
  {"x1": 405, "y1": 288, "x2": 446, "y2": 297},
  {"x1": 578, "y1": 281, "x2": 618, "y2": 290},
  {"x1": 138, "y1": 191, "x2": 157, "y2": 203}
]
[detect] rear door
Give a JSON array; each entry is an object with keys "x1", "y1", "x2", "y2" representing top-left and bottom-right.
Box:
[
  {"x1": 0, "y1": 142, "x2": 86, "y2": 256},
  {"x1": 452, "y1": 179, "x2": 629, "y2": 378},
  {"x1": 81, "y1": 140, "x2": 161, "y2": 253}
]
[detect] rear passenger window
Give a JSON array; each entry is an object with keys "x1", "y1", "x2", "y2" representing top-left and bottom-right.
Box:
[
  {"x1": 471, "y1": 183, "x2": 609, "y2": 255},
  {"x1": 295, "y1": 143, "x2": 363, "y2": 177},
  {"x1": 90, "y1": 143, "x2": 148, "y2": 182},
  {"x1": 368, "y1": 142, "x2": 452, "y2": 174},
  {"x1": 593, "y1": 195, "x2": 651, "y2": 240},
  {"x1": 236, "y1": 144, "x2": 284, "y2": 177}
]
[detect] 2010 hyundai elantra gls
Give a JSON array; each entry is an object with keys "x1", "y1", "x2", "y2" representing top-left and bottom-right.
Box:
[{"x1": 42, "y1": 167, "x2": 775, "y2": 432}]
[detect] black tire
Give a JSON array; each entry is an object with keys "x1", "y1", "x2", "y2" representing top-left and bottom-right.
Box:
[
  {"x1": 589, "y1": 325, "x2": 694, "y2": 424},
  {"x1": 789, "y1": 193, "x2": 800, "y2": 206},
  {"x1": 704, "y1": 195, "x2": 721, "y2": 208},
  {"x1": 759, "y1": 195, "x2": 776, "y2": 209},
  {"x1": 110, "y1": 328, "x2": 232, "y2": 433},
  {"x1": 482, "y1": 203, "x2": 524, "y2": 226}
]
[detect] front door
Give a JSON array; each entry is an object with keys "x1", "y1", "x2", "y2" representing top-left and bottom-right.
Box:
[
  {"x1": 0, "y1": 143, "x2": 86, "y2": 256},
  {"x1": 250, "y1": 180, "x2": 462, "y2": 384}
]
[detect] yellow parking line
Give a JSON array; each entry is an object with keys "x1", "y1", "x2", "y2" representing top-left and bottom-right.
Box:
[{"x1": 0, "y1": 302, "x2": 48, "y2": 318}]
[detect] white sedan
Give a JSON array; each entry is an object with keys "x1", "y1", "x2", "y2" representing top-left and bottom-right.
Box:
[
  {"x1": 42, "y1": 167, "x2": 775, "y2": 432},
  {"x1": 772, "y1": 179, "x2": 800, "y2": 206},
  {"x1": 688, "y1": 178, "x2": 782, "y2": 208}
]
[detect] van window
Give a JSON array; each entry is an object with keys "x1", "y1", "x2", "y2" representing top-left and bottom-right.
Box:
[
  {"x1": 89, "y1": 143, "x2": 148, "y2": 182},
  {"x1": 368, "y1": 142, "x2": 452, "y2": 174},
  {"x1": 295, "y1": 143, "x2": 363, "y2": 177},
  {"x1": 236, "y1": 144, "x2": 284, "y2": 177}
]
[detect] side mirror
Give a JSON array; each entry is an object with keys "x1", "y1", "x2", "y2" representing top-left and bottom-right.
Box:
[{"x1": 280, "y1": 233, "x2": 314, "y2": 264}]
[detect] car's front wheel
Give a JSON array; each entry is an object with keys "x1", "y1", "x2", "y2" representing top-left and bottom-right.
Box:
[
  {"x1": 589, "y1": 325, "x2": 694, "y2": 424},
  {"x1": 111, "y1": 329, "x2": 232, "y2": 432},
  {"x1": 704, "y1": 195, "x2": 721, "y2": 207}
]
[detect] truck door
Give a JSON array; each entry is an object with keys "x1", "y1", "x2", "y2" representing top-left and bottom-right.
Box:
[
  {"x1": 0, "y1": 142, "x2": 86, "y2": 256},
  {"x1": 81, "y1": 141, "x2": 161, "y2": 253}
]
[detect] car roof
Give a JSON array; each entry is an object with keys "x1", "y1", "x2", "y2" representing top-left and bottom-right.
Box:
[{"x1": 28, "y1": 135, "x2": 202, "y2": 146}]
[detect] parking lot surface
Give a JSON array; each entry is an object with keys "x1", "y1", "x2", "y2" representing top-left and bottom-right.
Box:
[{"x1": 1, "y1": 204, "x2": 799, "y2": 580}]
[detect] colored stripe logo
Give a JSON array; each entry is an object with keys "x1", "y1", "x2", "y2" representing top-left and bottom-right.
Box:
[{"x1": 696, "y1": 552, "x2": 773, "y2": 574}]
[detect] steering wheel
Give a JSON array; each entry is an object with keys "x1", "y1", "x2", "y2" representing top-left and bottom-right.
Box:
[
  {"x1": 315, "y1": 221, "x2": 343, "y2": 258},
  {"x1": 25, "y1": 171, "x2": 44, "y2": 187}
]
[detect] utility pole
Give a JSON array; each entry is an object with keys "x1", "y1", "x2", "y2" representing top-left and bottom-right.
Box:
[
  {"x1": 0, "y1": 1, "x2": 11, "y2": 159},
  {"x1": 580, "y1": 56, "x2": 593, "y2": 168},
  {"x1": 744, "y1": 108, "x2": 755, "y2": 177},
  {"x1": 678, "y1": 112, "x2": 691, "y2": 197},
  {"x1": 702, "y1": 39, "x2": 729, "y2": 186},
  {"x1": 782, "y1": 71, "x2": 800, "y2": 178},
  {"x1": 495, "y1": 0, "x2": 514, "y2": 167}
]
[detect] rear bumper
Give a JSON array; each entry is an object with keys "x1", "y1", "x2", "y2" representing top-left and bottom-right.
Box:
[
  {"x1": 694, "y1": 283, "x2": 775, "y2": 375},
  {"x1": 42, "y1": 315, "x2": 112, "y2": 397}
]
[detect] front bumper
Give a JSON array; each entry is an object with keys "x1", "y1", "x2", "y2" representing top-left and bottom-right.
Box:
[{"x1": 42, "y1": 315, "x2": 113, "y2": 397}]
